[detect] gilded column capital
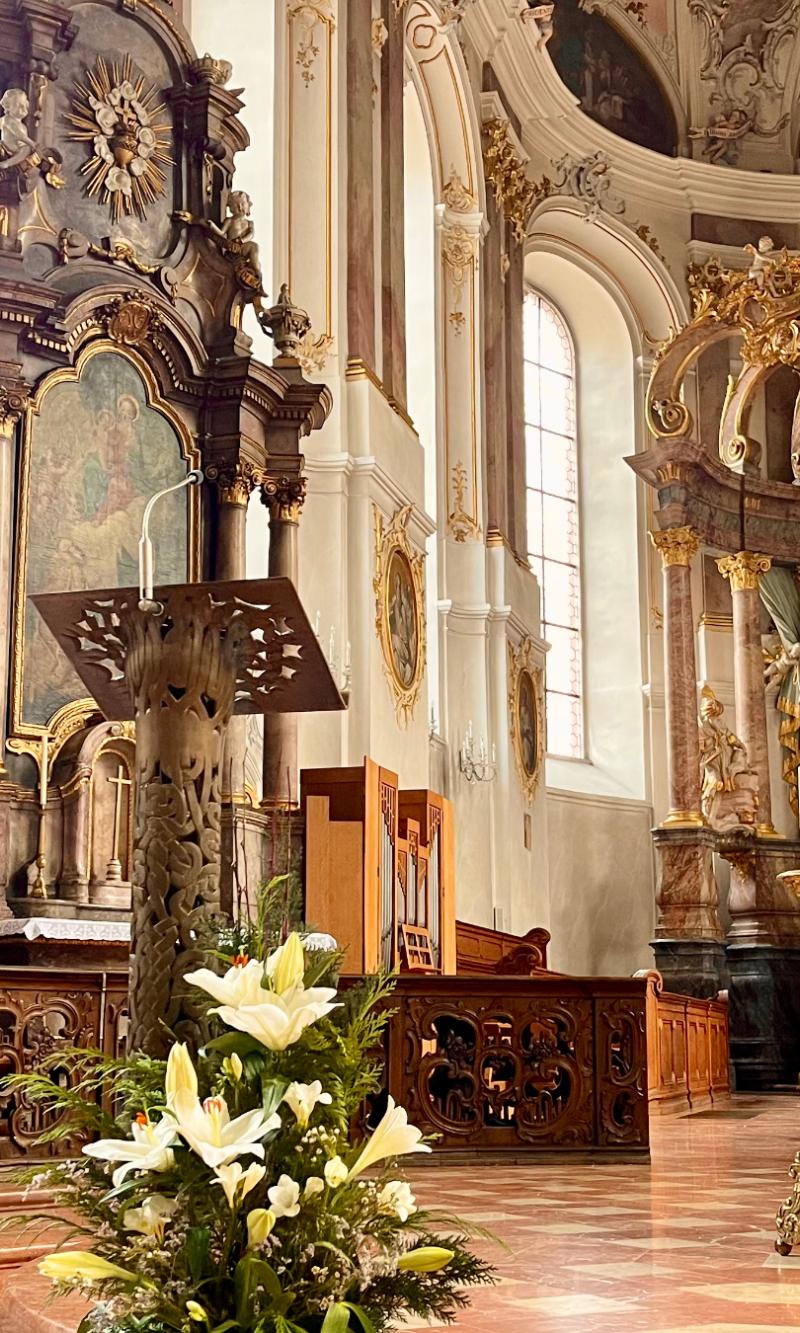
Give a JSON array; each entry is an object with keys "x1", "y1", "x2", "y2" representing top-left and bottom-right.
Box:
[
  {"x1": 0, "y1": 385, "x2": 27, "y2": 440},
  {"x1": 650, "y1": 526, "x2": 700, "y2": 568},
  {"x1": 716, "y1": 551, "x2": 772, "y2": 592},
  {"x1": 261, "y1": 474, "x2": 307, "y2": 521},
  {"x1": 206, "y1": 460, "x2": 263, "y2": 508}
]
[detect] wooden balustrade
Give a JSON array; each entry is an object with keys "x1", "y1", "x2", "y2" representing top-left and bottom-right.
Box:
[
  {"x1": 0, "y1": 966, "x2": 128, "y2": 1160},
  {"x1": 381, "y1": 974, "x2": 649, "y2": 1157},
  {"x1": 637, "y1": 970, "x2": 730, "y2": 1114},
  {"x1": 456, "y1": 919, "x2": 552, "y2": 975}
]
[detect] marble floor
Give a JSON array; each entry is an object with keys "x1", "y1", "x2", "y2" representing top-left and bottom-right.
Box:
[{"x1": 403, "y1": 1094, "x2": 800, "y2": 1332}]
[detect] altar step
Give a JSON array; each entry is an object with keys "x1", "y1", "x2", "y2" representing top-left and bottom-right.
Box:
[{"x1": 0, "y1": 1185, "x2": 65, "y2": 1272}]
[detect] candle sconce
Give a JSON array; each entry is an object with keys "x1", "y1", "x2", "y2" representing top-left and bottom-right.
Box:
[
  {"x1": 458, "y1": 721, "x2": 496, "y2": 784},
  {"x1": 313, "y1": 612, "x2": 351, "y2": 701}
]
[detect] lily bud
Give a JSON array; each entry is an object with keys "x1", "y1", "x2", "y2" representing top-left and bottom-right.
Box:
[
  {"x1": 269, "y1": 932, "x2": 305, "y2": 995},
  {"x1": 222, "y1": 1052, "x2": 243, "y2": 1083},
  {"x1": 165, "y1": 1042, "x2": 198, "y2": 1107},
  {"x1": 39, "y1": 1252, "x2": 138, "y2": 1284},
  {"x1": 397, "y1": 1247, "x2": 455, "y2": 1273},
  {"x1": 186, "y1": 1300, "x2": 208, "y2": 1323},
  {"x1": 247, "y1": 1207, "x2": 276, "y2": 1249}
]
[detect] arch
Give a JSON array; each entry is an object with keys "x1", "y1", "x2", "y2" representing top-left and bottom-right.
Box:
[{"x1": 404, "y1": 1, "x2": 485, "y2": 209}]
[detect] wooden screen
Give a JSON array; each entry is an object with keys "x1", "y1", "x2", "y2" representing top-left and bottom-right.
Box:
[{"x1": 302, "y1": 762, "x2": 455, "y2": 976}]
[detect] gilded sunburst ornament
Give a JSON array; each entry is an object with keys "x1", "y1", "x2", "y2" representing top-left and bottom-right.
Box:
[{"x1": 66, "y1": 55, "x2": 173, "y2": 222}]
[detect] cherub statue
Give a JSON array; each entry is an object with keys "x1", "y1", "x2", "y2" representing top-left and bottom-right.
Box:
[
  {"x1": 0, "y1": 88, "x2": 35, "y2": 168},
  {"x1": 174, "y1": 190, "x2": 262, "y2": 292},
  {"x1": 745, "y1": 236, "x2": 778, "y2": 290},
  {"x1": 765, "y1": 639, "x2": 800, "y2": 688},
  {"x1": 698, "y1": 686, "x2": 758, "y2": 831},
  {"x1": 0, "y1": 86, "x2": 63, "y2": 188}
]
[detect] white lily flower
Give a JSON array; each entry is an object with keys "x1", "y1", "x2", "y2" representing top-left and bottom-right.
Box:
[
  {"x1": 267, "y1": 1173, "x2": 301, "y2": 1219},
  {"x1": 377, "y1": 1180, "x2": 417, "y2": 1222},
  {"x1": 171, "y1": 1090, "x2": 280, "y2": 1170},
  {"x1": 39, "y1": 1252, "x2": 138, "y2": 1285},
  {"x1": 214, "y1": 985, "x2": 339, "y2": 1052},
  {"x1": 184, "y1": 958, "x2": 266, "y2": 1009},
  {"x1": 83, "y1": 1114, "x2": 177, "y2": 1188},
  {"x1": 213, "y1": 1161, "x2": 266, "y2": 1209},
  {"x1": 303, "y1": 1176, "x2": 325, "y2": 1198},
  {"x1": 247, "y1": 1208, "x2": 276, "y2": 1248},
  {"x1": 123, "y1": 1194, "x2": 178, "y2": 1241},
  {"x1": 324, "y1": 1155, "x2": 348, "y2": 1188},
  {"x1": 283, "y1": 1080, "x2": 332, "y2": 1128},
  {"x1": 347, "y1": 1098, "x2": 430, "y2": 1181},
  {"x1": 266, "y1": 933, "x2": 305, "y2": 994}
]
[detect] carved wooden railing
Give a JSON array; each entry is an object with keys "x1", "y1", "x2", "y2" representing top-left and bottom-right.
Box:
[
  {"x1": 0, "y1": 966, "x2": 129, "y2": 1160},
  {"x1": 638, "y1": 970, "x2": 730, "y2": 1114},
  {"x1": 382, "y1": 975, "x2": 649, "y2": 1156}
]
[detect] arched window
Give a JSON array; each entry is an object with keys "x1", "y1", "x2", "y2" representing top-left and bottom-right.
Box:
[{"x1": 523, "y1": 290, "x2": 583, "y2": 759}]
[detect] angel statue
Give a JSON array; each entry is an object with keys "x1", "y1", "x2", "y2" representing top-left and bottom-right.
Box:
[
  {"x1": 698, "y1": 686, "x2": 758, "y2": 832},
  {"x1": 0, "y1": 87, "x2": 63, "y2": 189}
]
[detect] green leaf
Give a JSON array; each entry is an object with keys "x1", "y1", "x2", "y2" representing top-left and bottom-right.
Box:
[
  {"x1": 340, "y1": 1304, "x2": 376, "y2": 1333},
  {"x1": 234, "y1": 1255, "x2": 283, "y2": 1324},
  {"x1": 186, "y1": 1227, "x2": 210, "y2": 1284},
  {"x1": 321, "y1": 1305, "x2": 352, "y2": 1333},
  {"x1": 204, "y1": 1032, "x2": 264, "y2": 1058},
  {"x1": 210, "y1": 1323, "x2": 241, "y2": 1333},
  {"x1": 259, "y1": 1076, "x2": 289, "y2": 1118}
]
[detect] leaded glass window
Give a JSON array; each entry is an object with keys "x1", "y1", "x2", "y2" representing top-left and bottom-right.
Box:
[{"x1": 523, "y1": 290, "x2": 583, "y2": 759}]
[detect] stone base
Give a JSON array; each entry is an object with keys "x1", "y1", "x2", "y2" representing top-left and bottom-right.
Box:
[
  {"x1": 651, "y1": 938, "x2": 728, "y2": 999},
  {"x1": 727, "y1": 943, "x2": 800, "y2": 1090}
]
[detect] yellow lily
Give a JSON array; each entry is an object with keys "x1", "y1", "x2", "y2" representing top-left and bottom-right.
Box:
[
  {"x1": 397, "y1": 1247, "x2": 454, "y2": 1273},
  {"x1": 39, "y1": 1252, "x2": 139, "y2": 1284},
  {"x1": 347, "y1": 1097, "x2": 430, "y2": 1180}
]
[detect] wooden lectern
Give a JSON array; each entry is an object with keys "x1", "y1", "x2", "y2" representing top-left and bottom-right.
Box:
[{"x1": 33, "y1": 577, "x2": 344, "y2": 1057}]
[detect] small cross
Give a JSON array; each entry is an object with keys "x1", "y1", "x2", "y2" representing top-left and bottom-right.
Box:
[{"x1": 107, "y1": 763, "x2": 132, "y2": 868}]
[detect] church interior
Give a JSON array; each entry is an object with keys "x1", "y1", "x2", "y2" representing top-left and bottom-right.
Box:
[{"x1": 4, "y1": 0, "x2": 800, "y2": 1329}]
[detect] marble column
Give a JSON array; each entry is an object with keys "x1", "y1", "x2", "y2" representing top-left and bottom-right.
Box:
[
  {"x1": 209, "y1": 465, "x2": 260, "y2": 802},
  {"x1": 650, "y1": 527, "x2": 723, "y2": 986},
  {"x1": 717, "y1": 552, "x2": 775, "y2": 837},
  {"x1": 0, "y1": 392, "x2": 25, "y2": 780},
  {"x1": 261, "y1": 476, "x2": 305, "y2": 807},
  {"x1": 650, "y1": 526, "x2": 703, "y2": 827}
]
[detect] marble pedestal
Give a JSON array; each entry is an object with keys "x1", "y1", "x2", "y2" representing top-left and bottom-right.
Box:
[
  {"x1": 652, "y1": 827, "x2": 726, "y2": 996},
  {"x1": 727, "y1": 944, "x2": 800, "y2": 1089},
  {"x1": 650, "y1": 938, "x2": 729, "y2": 999}
]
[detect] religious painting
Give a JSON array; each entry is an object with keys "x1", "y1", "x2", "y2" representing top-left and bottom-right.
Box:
[
  {"x1": 509, "y1": 638, "x2": 544, "y2": 804},
  {"x1": 548, "y1": 0, "x2": 677, "y2": 158},
  {"x1": 373, "y1": 504, "x2": 426, "y2": 726},
  {"x1": 13, "y1": 346, "x2": 194, "y2": 733}
]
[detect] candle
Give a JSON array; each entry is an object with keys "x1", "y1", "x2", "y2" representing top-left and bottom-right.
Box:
[
  {"x1": 329, "y1": 626, "x2": 335, "y2": 665},
  {"x1": 138, "y1": 533, "x2": 154, "y2": 602},
  {"x1": 492, "y1": 742, "x2": 497, "y2": 764},
  {"x1": 40, "y1": 733, "x2": 48, "y2": 808},
  {"x1": 313, "y1": 611, "x2": 321, "y2": 638},
  {"x1": 345, "y1": 640, "x2": 351, "y2": 671}
]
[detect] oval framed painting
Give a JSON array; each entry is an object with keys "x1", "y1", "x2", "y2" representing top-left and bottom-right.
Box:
[
  {"x1": 509, "y1": 639, "x2": 544, "y2": 803},
  {"x1": 374, "y1": 505, "x2": 426, "y2": 725}
]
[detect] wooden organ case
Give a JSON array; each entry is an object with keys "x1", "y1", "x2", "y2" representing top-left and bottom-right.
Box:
[{"x1": 302, "y1": 760, "x2": 456, "y2": 976}]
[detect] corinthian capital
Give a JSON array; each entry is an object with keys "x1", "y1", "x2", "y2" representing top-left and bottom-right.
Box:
[
  {"x1": 206, "y1": 460, "x2": 263, "y2": 508},
  {"x1": 650, "y1": 526, "x2": 700, "y2": 568},
  {"x1": 261, "y1": 474, "x2": 307, "y2": 521},
  {"x1": 716, "y1": 551, "x2": 772, "y2": 592}
]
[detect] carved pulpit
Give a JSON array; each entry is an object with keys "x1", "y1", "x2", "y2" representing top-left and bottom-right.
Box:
[{"x1": 33, "y1": 577, "x2": 344, "y2": 1056}]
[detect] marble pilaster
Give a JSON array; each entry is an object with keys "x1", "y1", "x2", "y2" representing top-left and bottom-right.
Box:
[
  {"x1": 650, "y1": 526, "x2": 702, "y2": 826},
  {"x1": 346, "y1": 0, "x2": 376, "y2": 370},
  {"x1": 0, "y1": 394, "x2": 25, "y2": 780},
  {"x1": 379, "y1": 0, "x2": 407, "y2": 410},
  {"x1": 717, "y1": 552, "x2": 775, "y2": 836}
]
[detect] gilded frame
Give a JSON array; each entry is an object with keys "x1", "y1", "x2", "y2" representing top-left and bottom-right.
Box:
[
  {"x1": 373, "y1": 504, "x2": 426, "y2": 726},
  {"x1": 6, "y1": 339, "x2": 200, "y2": 764},
  {"x1": 508, "y1": 637, "x2": 544, "y2": 804}
]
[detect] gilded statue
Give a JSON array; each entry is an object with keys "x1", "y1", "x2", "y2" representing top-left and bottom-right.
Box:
[
  {"x1": 698, "y1": 686, "x2": 758, "y2": 831},
  {"x1": 174, "y1": 190, "x2": 262, "y2": 294},
  {"x1": 0, "y1": 87, "x2": 63, "y2": 190}
]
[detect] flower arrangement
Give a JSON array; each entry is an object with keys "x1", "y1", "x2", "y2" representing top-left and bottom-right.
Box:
[{"x1": 8, "y1": 928, "x2": 494, "y2": 1332}]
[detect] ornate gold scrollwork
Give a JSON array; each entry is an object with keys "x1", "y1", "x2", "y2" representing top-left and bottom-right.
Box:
[
  {"x1": 206, "y1": 460, "x2": 265, "y2": 508},
  {"x1": 373, "y1": 504, "x2": 426, "y2": 727},
  {"x1": 482, "y1": 119, "x2": 549, "y2": 243}
]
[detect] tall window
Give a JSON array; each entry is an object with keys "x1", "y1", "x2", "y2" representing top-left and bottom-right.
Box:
[{"x1": 523, "y1": 290, "x2": 583, "y2": 758}]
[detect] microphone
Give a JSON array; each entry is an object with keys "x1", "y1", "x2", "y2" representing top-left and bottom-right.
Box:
[{"x1": 138, "y1": 469, "x2": 204, "y2": 613}]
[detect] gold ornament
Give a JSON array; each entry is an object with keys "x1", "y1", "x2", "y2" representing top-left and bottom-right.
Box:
[
  {"x1": 716, "y1": 551, "x2": 772, "y2": 593},
  {"x1": 650, "y1": 526, "x2": 700, "y2": 568},
  {"x1": 66, "y1": 55, "x2": 173, "y2": 223}
]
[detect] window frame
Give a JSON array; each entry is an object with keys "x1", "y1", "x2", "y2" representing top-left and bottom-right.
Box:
[{"x1": 522, "y1": 286, "x2": 586, "y2": 762}]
